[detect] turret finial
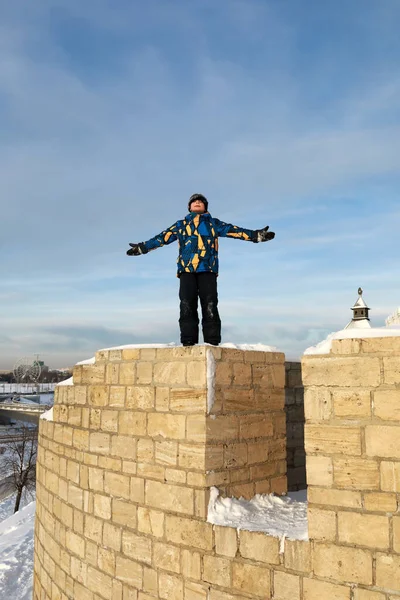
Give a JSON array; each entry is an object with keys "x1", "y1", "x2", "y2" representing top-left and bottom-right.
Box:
[{"x1": 358, "y1": 287, "x2": 363, "y2": 296}]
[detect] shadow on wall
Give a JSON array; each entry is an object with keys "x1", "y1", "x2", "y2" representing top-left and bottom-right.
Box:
[{"x1": 285, "y1": 362, "x2": 306, "y2": 491}]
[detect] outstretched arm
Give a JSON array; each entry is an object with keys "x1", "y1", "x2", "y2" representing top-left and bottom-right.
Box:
[
  {"x1": 127, "y1": 223, "x2": 178, "y2": 256},
  {"x1": 213, "y1": 219, "x2": 275, "y2": 243}
]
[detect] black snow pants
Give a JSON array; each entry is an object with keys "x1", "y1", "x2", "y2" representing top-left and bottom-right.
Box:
[{"x1": 179, "y1": 273, "x2": 221, "y2": 345}]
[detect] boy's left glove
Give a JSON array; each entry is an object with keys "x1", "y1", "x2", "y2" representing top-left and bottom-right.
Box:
[
  {"x1": 254, "y1": 226, "x2": 275, "y2": 242},
  {"x1": 126, "y1": 243, "x2": 148, "y2": 256}
]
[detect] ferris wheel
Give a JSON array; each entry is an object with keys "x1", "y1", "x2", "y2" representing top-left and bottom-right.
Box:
[{"x1": 13, "y1": 356, "x2": 42, "y2": 384}]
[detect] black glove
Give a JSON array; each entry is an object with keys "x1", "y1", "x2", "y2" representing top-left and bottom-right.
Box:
[
  {"x1": 126, "y1": 243, "x2": 147, "y2": 256},
  {"x1": 254, "y1": 226, "x2": 275, "y2": 243}
]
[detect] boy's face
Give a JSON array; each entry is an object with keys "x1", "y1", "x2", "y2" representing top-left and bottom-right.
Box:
[{"x1": 190, "y1": 199, "x2": 206, "y2": 214}]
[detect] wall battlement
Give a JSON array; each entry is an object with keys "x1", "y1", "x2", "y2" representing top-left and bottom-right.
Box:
[{"x1": 33, "y1": 341, "x2": 400, "y2": 599}]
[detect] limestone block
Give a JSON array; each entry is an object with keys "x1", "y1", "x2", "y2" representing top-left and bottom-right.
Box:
[
  {"x1": 255, "y1": 388, "x2": 285, "y2": 411},
  {"x1": 284, "y1": 540, "x2": 311, "y2": 573},
  {"x1": 148, "y1": 413, "x2": 186, "y2": 440},
  {"x1": 273, "y1": 571, "x2": 300, "y2": 600},
  {"x1": 331, "y1": 339, "x2": 362, "y2": 355},
  {"x1": 98, "y1": 456, "x2": 122, "y2": 472},
  {"x1": 101, "y1": 410, "x2": 119, "y2": 433},
  {"x1": 105, "y1": 363, "x2": 120, "y2": 385},
  {"x1": 303, "y1": 578, "x2": 350, "y2": 599},
  {"x1": 363, "y1": 492, "x2": 397, "y2": 513},
  {"x1": 122, "y1": 531, "x2": 152, "y2": 565},
  {"x1": 90, "y1": 408, "x2": 101, "y2": 430},
  {"x1": 373, "y1": 389, "x2": 400, "y2": 421},
  {"x1": 89, "y1": 433, "x2": 110, "y2": 455},
  {"x1": 68, "y1": 484, "x2": 84, "y2": 510},
  {"x1": 380, "y1": 461, "x2": 400, "y2": 492},
  {"x1": 394, "y1": 516, "x2": 400, "y2": 553},
  {"x1": 97, "y1": 547, "x2": 115, "y2": 577},
  {"x1": 103, "y1": 522, "x2": 122, "y2": 552},
  {"x1": 181, "y1": 549, "x2": 201, "y2": 580},
  {"x1": 302, "y1": 356, "x2": 381, "y2": 387},
  {"x1": 104, "y1": 473, "x2": 130, "y2": 500},
  {"x1": 73, "y1": 429, "x2": 90, "y2": 452},
  {"x1": 224, "y1": 443, "x2": 248, "y2": 469},
  {"x1": 206, "y1": 416, "x2": 239, "y2": 442},
  {"x1": 154, "y1": 362, "x2": 186, "y2": 385},
  {"x1": 137, "y1": 507, "x2": 164, "y2": 538},
  {"x1": 203, "y1": 555, "x2": 231, "y2": 588},
  {"x1": 119, "y1": 411, "x2": 147, "y2": 436},
  {"x1": 115, "y1": 556, "x2": 143, "y2": 588},
  {"x1": 70, "y1": 556, "x2": 87, "y2": 585},
  {"x1": 68, "y1": 407, "x2": 82, "y2": 426},
  {"x1": 165, "y1": 515, "x2": 213, "y2": 551},
  {"x1": 338, "y1": 512, "x2": 389, "y2": 549},
  {"x1": 334, "y1": 458, "x2": 379, "y2": 490},
  {"x1": 84, "y1": 515, "x2": 103, "y2": 544},
  {"x1": 153, "y1": 542, "x2": 181, "y2": 573},
  {"x1": 156, "y1": 386, "x2": 170, "y2": 411},
  {"x1": 215, "y1": 525, "x2": 237, "y2": 558},
  {"x1": 306, "y1": 455, "x2": 333, "y2": 487},
  {"x1": 158, "y1": 572, "x2": 184, "y2": 600},
  {"x1": 121, "y1": 348, "x2": 140, "y2": 360},
  {"x1": 239, "y1": 530, "x2": 280, "y2": 564},
  {"x1": 186, "y1": 361, "x2": 207, "y2": 387},
  {"x1": 65, "y1": 530, "x2": 85, "y2": 559},
  {"x1": 119, "y1": 362, "x2": 136, "y2": 385},
  {"x1": 215, "y1": 362, "x2": 233, "y2": 385},
  {"x1": 376, "y1": 553, "x2": 400, "y2": 590},
  {"x1": 170, "y1": 390, "x2": 207, "y2": 413},
  {"x1": 239, "y1": 415, "x2": 273, "y2": 440},
  {"x1": 232, "y1": 562, "x2": 271, "y2": 596},
  {"x1": 80, "y1": 365, "x2": 105, "y2": 386},
  {"x1": 354, "y1": 590, "x2": 386, "y2": 600},
  {"x1": 186, "y1": 415, "x2": 207, "y2": 443},
  {"x1": 93, "y1": 494, "x2": 112, "y2": 520},
  {"x1": 155, "y1": 440, "x2": 178, "y2": 466},
  {"x1": 143, "y1": 565, "x2": 158, "y2": 594},
  {"x1": 112, "y1": 499, "x2": 137, "y2": 528},
  {"x1": 126, "y1": 386, "x2": 155, "y2": 410},
  {"x1": 333, "y1": 390, "x2": 371, "y2": 418},
  {"x1": 305, "y1": 425, "x2": 361, "y2": 456},
  {"x1": 178, "y1": 444, "x2": 205, "y2": 470},
  {"x1": 89, "y1": 385, "x2": 109, "y2": 407},
  {"x1": 313, "y1": 543, "x2": 372, "y2": 585},
  {"x1": 308, "y1": 486, "x2": 362, "y2": 509},
  {"x1": 137, "y1": 438, "x2": 154, "y2": 462},
  {"x1": 252, "y1": 364, "x2": 285, "y2": 388},
  {"x1": 109, "y1": 386, "x2": 125, "y2": 407},
  {"x1": 87, "y1": 566, "x2": 112, "y2": 598},
  {"x1": 184, "y1": 581, "x2": 208, "y2": 600},
  {"x1": 137, "y1": 462, "x2": 165, "y2": 481},
  {"x1": 365, "y1": 426, "x2": 400, "y2": 459},
  {"x1": 145, "y1": 480, "x2": 194, "y2": 515},
  {"x1": 383, "y1": 356, "x2": 400, "y2": 384},
  {"x1": 111, "y1": 436, "x2": 136, "y2": 460},
  {"x1": 308, "y1": 507, "x2": 336, "y2": 541},
  {"x1": 304, "y1": 388, "x2": 332, "y2": 422}
]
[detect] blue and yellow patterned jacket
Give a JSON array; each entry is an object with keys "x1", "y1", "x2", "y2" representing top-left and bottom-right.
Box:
[{"x1": 142, "y1": 212, "x2": 257, "y2": 275}]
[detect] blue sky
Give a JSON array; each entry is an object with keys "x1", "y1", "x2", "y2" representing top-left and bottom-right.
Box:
[{"x1": 1, "y1": 0, "x2": 399, "y2": 368}]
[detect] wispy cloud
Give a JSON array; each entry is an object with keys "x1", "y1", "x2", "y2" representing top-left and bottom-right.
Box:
[{"x1": 1, "y1": 0, "x2": 399, "y2": 367}]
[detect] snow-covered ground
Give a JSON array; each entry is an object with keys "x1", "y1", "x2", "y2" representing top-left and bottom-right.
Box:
[{"x1": 0, "y1": 500, "x2": 35, "y2": 600}]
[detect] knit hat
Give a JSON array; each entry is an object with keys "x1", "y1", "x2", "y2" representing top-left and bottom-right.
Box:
[{"x1": 188, "y1": 193, "x2": 208, "y2": 212}]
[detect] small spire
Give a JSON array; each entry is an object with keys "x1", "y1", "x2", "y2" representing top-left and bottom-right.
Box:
[{"x1": 344, "y1": 288, "x2": 371, "y2": 329}]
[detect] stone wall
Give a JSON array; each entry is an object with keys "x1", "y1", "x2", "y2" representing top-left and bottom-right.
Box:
[
  {"x1": 285, "y1": 362, "x2": 305, "y2": 491},
  {"x1": 33, "y1": 340, "x2": 400, "y2": 599}
]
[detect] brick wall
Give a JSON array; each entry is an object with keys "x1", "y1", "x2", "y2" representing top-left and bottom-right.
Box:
[{"x1": 33, "y1": 340, "x2": 400, "y2": 599}]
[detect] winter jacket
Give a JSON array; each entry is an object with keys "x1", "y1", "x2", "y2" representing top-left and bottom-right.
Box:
[{"x1": 142, "y1": 212, "x2": 257, "y2": 275}]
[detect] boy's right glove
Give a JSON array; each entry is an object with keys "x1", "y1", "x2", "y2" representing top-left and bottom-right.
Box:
[
  {"x1": 254, "y1": 226, "x2": 275, "y2": 242},
  {"x1": 126, "y1": 243, "x2": 148, "y2": 256}
]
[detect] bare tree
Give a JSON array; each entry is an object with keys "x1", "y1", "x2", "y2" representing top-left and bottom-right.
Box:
[{"x1": 3, "y1": 425, "x2": 38, "y2": 513}]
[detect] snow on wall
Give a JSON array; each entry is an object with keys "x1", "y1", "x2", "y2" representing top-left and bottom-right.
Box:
[{"x1": 304, "y1": 325, "x2": 400, "y2": 355}]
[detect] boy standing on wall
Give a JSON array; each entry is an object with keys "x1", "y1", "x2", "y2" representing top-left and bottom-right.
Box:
[{"x1": 126, "y1": 193, "x2": 275, "y2": 346}]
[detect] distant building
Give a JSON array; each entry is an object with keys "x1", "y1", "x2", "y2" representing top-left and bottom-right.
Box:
[{"x1": 344, "y1": 288, "x2": 371, "y2": 330}]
